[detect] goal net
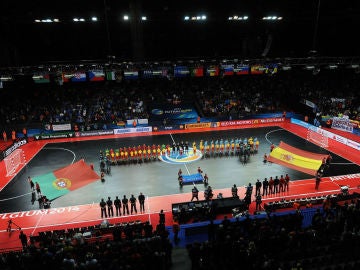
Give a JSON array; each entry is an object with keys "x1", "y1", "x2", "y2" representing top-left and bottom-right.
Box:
[
  {"x1": 307, "y1": 129, "x2": 328, "y2": 148},
  {"x1": 4, "y1": 149, "x2": 26, "y2": 177}
]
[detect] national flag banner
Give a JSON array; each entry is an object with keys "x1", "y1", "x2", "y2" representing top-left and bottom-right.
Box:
[
  {"x1": 265, "y1": 63, "x2": 278, "y2": 75},
  {"x1": 71, "y1": 71, "x2": 87, "y2": 82},
  {"x1": 106, "y1": 70, "x2": 116, "y2": 81},
  {"x1": 206, "y1": 65, "x2": 219, "y2": 76},
  {"x1": 267, "y1": 141, "x2": 329, "y2": 175},
  {"x1": 174, "y1": 66, "x2": 190, "y2": 77},
  {"x1": 221, "y1": 64, "x2": 234, "y2": 76},
  {"x1": 32, "y1": 159, "x2": 100, "y2": 200},
  {"x1": 62, "y1": 72, "x2": 74, "y2": 83},
  {"x1": 234, "y1": 65, "x2": 250, "y2": 75},
  {"x1": 124, "y1": 70, "x2": 139, "y2": 80},
  {"x1": 190, "y1": 66, "x2": 204, "y2": 77},
  {"x1": 32, "y1": 72, "x2": 50, "y2": 83},
  {"x1": 250, "y1": 64, "x2": 265, "y2": 74},
  {"x1": 88, "y1": 69, "x2": 105, "y2": 81}
]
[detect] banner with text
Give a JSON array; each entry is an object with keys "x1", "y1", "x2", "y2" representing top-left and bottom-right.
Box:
[
  {"x1": 150, "y1": 104, "x2": 199, "y2": 121},
  {"x1": 113, "y1": 126, "x2": 152, "y2": 135},
  {"x1": 331, "y1": 117, "x2": 354, "y2": 133}
]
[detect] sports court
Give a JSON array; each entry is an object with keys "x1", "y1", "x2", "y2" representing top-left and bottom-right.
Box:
[{"x1": 1, "y1": 121, "x2": 360, "y2": 250}]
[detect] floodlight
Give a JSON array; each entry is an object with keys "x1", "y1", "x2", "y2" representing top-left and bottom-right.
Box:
[
  {"x1": 91, "y1": 17, "x2": 98, "y2": 21},
  {"x1": 184, "y1": 16, "x2": 190, "y2": 20},
  {"x1": 123, "y1": 15, "x2": 129, "y2": 21},
  {"x1": 141, "y1": 16, "x2": 147, "y2": 21}
]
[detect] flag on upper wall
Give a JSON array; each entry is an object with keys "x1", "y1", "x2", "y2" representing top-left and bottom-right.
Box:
[
  {"x1": 174, "y1": 66, "x2": 190, "y2": 77},
  {"x1": 251, "y1": 64, "x2": 265, "y2": 75},
  {"x1": 62, "y1": 72, "x2": 73, "y2": 83},
  {"x1": 265, "y1": 63, "x2": 278, "y2": 75},
  {"x1": 71, "y1": 71, "x2": 87, "y2": 82},
  {"x1": 234, "y1": 65, "x2": 250, "y2": 75},
  {"x1": 124, "y1": 70, "x2": 139, "y2": 80},
  {"x1": 206, "y1": 65, "x2": 219, "y2": 76},
  {"x1": 221, "y1": 64, "x2": 234, "y2": 76},
  {"x1": 190, "y1": 66, "x2": 204, "y2": 77},
  {"x1": 88, "y1": 69, "x2": 105, "y2": 81},
  {"x1": 106, "y1": 70, "x2": 116, "y2": 81},
  {"x1": 32, "y1": 73, "x2": 50, "y2": 83}
]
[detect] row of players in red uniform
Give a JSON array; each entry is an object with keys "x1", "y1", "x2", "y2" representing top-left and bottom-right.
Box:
[{"x1": 104, "y1": 144, "x2": 167, "y2": 163}]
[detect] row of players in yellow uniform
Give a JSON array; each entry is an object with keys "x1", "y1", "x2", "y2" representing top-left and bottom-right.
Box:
[{"x1": 102, "y1": 137, "x2": 260, "y2": 164}]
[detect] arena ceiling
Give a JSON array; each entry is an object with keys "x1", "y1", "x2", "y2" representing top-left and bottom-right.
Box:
[{"x1": 1, "y1": 0, "x2": 360, "y2": 66}]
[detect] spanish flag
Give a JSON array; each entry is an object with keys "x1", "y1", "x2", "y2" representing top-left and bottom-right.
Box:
[
  {"x1": 267, "y1": 141, "x2": 329, "y2": 176},
  {"x1": 33, "y1": 159, "x2": 100, "y2": 200}
]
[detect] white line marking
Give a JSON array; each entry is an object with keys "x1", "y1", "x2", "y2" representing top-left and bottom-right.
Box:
[
  {"x1": 43, "y1": 147, "x2": 76, "y2": 164},
  {"x1": 265, "y1": 128, "x2": 283, "y2": 144},
  {"x1": 31, "y1": 210, "x2": 45, "y2": 236},
  {"x1": 169, "y1": 133, "x2": 190, "y2": 174},
  {"x1": 0, "y1": 192, "x2": 33, "y2": 202}
]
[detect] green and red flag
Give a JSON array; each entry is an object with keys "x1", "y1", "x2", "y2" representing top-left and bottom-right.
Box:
[{"x1": 33, "y1": 159, "x2": 100, "y2": 200}]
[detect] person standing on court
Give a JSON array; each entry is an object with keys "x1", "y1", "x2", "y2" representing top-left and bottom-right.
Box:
[
  {"x1": 129, "y1": 194, "x2": 137, "y2": 214},
  {"x1": 274, "y1": 176, "x2": 280, "y2": 193},
  {"x1": 231, "y1": 184, "x2": 238, "y2": 198},
  {"x1": 138, "y1": 192, "x2": 145, "y2": 213},
  {"x1": 28, "y1": 176, "x2": 35, "y2": 191},
  {"x1": 255, "y1": 194, "x2": 262, "y2": 212},
  {"x1": 159, "y1": 209, "x2": 165, "y2": 224},
  {"x1": 106, "y1": 197, "x2": 114, "y2": 217},
  {"x1": 255, "y1": 179, "x2": 262, "y2": 196},
  {"x1": 270, "y1": 143, "x2": 275, "y2": 152},
  {"x1": 19, "y1": 230, "x2": 28, "y2": 249},
  {"x1": 114, "y1": 196, "x2": 121, "y2": 216},
  {"x1": 99, "y1": 198, "x2": 107, "y2": 218},
  {"x1": 284, "y1": 174, "x2": 290, "y2": 192},
  {"x1": 35, "y1": 182, "x2": 41, "y2": 197},
  {"x1": 122, "y1": 195, "x2": 129, "y2": 215},
  {"x1": 191, "y1": 185, "x2": 199, "y2": 201},
  {"x1": 262, "y1": 178, "x2": 269, "y2": 196}
]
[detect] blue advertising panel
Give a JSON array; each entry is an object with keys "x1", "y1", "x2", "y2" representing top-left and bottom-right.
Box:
[{"x1": 150, "y1": 104, "x2": 199, "y2": 120}]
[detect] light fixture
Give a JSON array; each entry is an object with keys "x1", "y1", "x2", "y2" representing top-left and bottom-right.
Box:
[{"x1": 123, "y1": 15, "x2": 129, "y2": 21}]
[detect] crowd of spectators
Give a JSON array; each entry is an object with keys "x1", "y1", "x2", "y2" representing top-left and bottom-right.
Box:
[
  {"x1": 1, "y1": 196, "x2": 359, "y2": 269},
  {"x1": 0, "y1": 219, "x2": 173, "y2": 270},
  {"x1": 186, "y1": 198, "x2": 360, "y2": 270},
  {"x1": 1, "y1": 69, "x2": 360, "y2": 134}
]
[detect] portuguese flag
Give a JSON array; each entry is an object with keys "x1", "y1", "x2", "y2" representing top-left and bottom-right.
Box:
[
  {"x1": 33, "y1": 159, "x2": 100, "y2": 200},
  {"x1": 267, "y1": 141, "x2": 329, "y2": 176}
]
